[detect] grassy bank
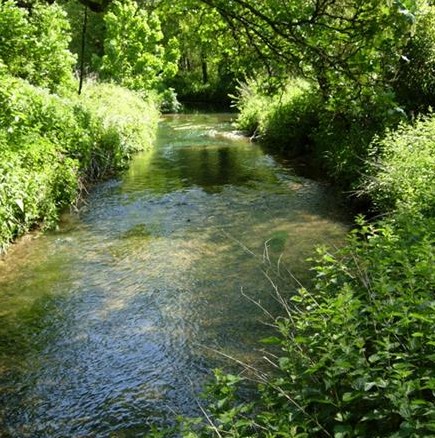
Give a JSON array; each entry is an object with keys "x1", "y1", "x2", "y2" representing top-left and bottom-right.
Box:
[
  {"x1": 0, "y1": 75, "x2": 159, "y2": 254},
  {"x1": 235, "y1": 79, "x2": 401, "y2": 189}
]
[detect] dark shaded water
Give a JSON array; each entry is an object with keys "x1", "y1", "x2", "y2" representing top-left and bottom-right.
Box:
[{"x1": 0, "y1": 114, "x2": 348, "y2": 437}]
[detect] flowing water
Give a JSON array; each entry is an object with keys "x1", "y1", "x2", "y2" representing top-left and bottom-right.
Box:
[{"x1": 0, "y1": 113, "x2": 349, "y2": 437}]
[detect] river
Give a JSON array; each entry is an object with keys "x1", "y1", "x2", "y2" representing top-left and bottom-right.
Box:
[{"x1": 0, "y1": 113, "x2": 349, "y2": 437}]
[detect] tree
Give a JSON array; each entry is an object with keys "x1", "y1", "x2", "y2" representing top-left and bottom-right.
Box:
[
  {"x1": 153, "y1": 0, "x2": 249, "y2": 101},
  {"x1": 97, "y1": 0, "x2": 179, "y2": 92},
  {"x1": 0, "y1": 0, "x2": 76, "y2": 92},
  {"x1": 196, "y1": 0, "x2": 417, "y2": 99}
]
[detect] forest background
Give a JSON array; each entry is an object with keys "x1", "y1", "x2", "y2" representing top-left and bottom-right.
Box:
[{"x1": 0, "y1": 0, "x2": 434, "y2": 436}]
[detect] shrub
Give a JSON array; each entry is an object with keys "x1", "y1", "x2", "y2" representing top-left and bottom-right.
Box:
[
  {"x1": 363, "y1": 115, "x2": 435, "y2": 216},
  {"x1": 78, "y1": 81, "x2": 159, "y2": 177},
  {"x1": 0, "y1": 135, "x2": 78, "y2": 253},
  {"x1": 310, "y1": 84, "x2": 407, "y2": 189},
  {"x1": 234, "y1": 78, "x2": 405, "y2": 188},
  {"x1": 0, "y1": 75, "x2": 159, "y2": 253},
  {"x1": 233, "y1": 78, "x2": 270, "y2": 136},
  {"x1": 82, "y1": 81, "x2": 159, "y2": 152},
  {"x1": 234, "y1": 78, "x2": 321, "y2": 155},
  {"x1": 260, "y1": 82, "x2": 321, "y2": 155}
]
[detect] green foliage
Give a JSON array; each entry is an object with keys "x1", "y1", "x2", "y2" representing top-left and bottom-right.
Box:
[
  {"x1": 79, "y1": 81, "x2": 159, "y2": 170},
  {"x1": 235, "y1": 78, "x2": 321, "y2": 154},
  {"x1": 155, "y1": 0, "x2": 249, "y2": 103},
  {"x1": 190, "y1": 0, "x2": 416, "y2": 106},
  {"x1": 311, "y1": 87, "x2": 406, "y2": 187},
  {"x1": 395, "y1": 1, "x2": 435, "y2": 114},
  {"x1": 0, "y1": 76, "x2": 78, "y2": 250},
  {"x1": 261, "y1": 82, "x2": 321, "y2": 155},
  {"x1": 60, "y1": 0, "x2": 106, "y2": 73},
  {"x1": 234, "y1": 76, "x2": 408, "y2": 187},
  {"x1": 0, "y1": 0, "x2": 76, "y2": 92},
  {"x1": 158, "y1": 87, "x2": 183, "y2": 113},
  {"x1": 98, "y1": 0, "x2": 180, "y2": 92},
  {"x1": 180, "y1": 214, "x2": 435, "y2": 437},
  {"x1": 0, "y1": 74, "x2": 158, "y2": 253},
  {"x1": 233, "y1": 78, "x2": 271, "y2": 136},
  {"x1": 362, "y1": 115, "x2": 435, "y2": 216}
]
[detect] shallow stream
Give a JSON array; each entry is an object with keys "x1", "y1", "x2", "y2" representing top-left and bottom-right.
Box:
[{"x1": 0, "y1": 113, "x2": 349, "y2": 437}]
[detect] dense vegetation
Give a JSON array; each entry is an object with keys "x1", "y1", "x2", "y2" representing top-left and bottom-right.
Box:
[
  {"x1": 0, "y1": 0, "x2": 159, "y2": 253},
  {"x1": 1, "y1": 0, "x2": 434, "y2": 436}
]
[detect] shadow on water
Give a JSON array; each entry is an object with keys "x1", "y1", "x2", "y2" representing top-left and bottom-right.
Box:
[{"x1": 0, "y1": 113, "x2": 350, "y2": 437}]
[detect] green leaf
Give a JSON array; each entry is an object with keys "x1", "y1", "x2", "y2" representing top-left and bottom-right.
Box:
[
  {"x1": 15, "y1": 198, "x2": 24, "y2": 212},
  {"x1": 334, "y1": 424, "x2": 353, "y2": 438}
]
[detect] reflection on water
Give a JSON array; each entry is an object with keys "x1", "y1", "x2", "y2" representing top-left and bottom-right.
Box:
[{"x1": 0, "y1": 113, "x2": 349, "y2": 437}]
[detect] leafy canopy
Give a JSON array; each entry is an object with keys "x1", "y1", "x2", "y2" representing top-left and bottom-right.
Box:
[
  {"x1": 0, "y1": 0, "x2": 76, "y2": 92},
  {"x1": 98, "y1": 0, "x2": 180, "y2": 92}
]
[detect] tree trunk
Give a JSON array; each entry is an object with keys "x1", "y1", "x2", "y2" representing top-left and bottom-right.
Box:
[{"x1": 78, "y1": 5, "x2": 88, "y2": 95}]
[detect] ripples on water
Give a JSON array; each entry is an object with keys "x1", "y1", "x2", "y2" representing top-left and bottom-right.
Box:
[{"x1": 0, "y1": 113, "x2": 349, "y2": 437}]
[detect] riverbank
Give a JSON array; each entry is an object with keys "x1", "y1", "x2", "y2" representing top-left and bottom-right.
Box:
[
  {"x1": 172, "y1": 82, "x2": 435, "y2": 436},
  {"x1": 0, "y1": 77, "x2": 159, "y2": 254}
]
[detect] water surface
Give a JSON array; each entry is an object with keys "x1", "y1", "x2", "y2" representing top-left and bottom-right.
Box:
[{"x1": 0, "y1": 113, "x2": 348, "y2": 437}]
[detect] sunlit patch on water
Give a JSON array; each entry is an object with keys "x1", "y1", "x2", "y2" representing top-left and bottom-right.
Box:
[{"x1": 0, "y1": 113, "x2": 349, "y2": 437}]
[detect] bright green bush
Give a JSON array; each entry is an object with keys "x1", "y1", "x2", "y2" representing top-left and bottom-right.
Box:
[
  {"x1": 80, "y1": 81, "x2": 158, "y2": 154},
  {"x1": 0, "y1": 0, "x2": 76, "y2": 92},
  {"x1": 0, "y1": 140, "x2": 78, "y2": 251},
  {"x1": 235, "y1": 78, "x2": 321, "y2": 154},
  {"x1": 233, "y1": 78, "x2": 271, "y2": 136},
  {"x1": 0, "y1": 75, "x2": 159, "y2": 253},
  {"x1": 363, "y1": 115, "x2": 435, "y2": 216}
]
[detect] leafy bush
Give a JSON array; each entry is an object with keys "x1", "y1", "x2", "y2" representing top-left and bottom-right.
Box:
[
  {"x1": 235, "y1": 78, "x2": 321, "y2": 155},
  {"x1": 0, "y1": 142, "x2": 78, "y2": 246},
  {"x1": 78, "y1": 81, "x2": 159, "y2": 177},
  {"x1": 311, "y1": 111, "x2": 381, "y2": 188},
  {"x1": 260, "y1": 82, "x2": 321, "y2": 155},
  {"x1": 233, "y1": 78, "x2": 270, "y2": 136},
  {"x1": 363, "y1": 115, "x2": 435, "y2": 216},
  {"x1": 0, "y1": 74, "x2": 159, "y2": 253},
  {"x1": 176, "y1": 214, "x2": 434, "y2": 437},
  {"x1": 234, "y1": 77, "x2": 405, "y2": 188},
  {"x1": 0, "y1": 0, "x2": 76, "y2": 92}
]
